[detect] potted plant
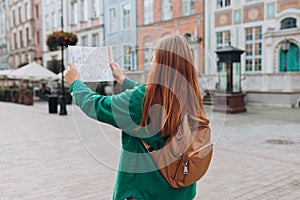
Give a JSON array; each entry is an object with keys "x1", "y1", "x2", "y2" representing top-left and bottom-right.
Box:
[
  {"x1": 0, "y1": 86, "x2": 5, "y2": 101},
  {"x1": 18, "y1": 87, "x2": 25, "y2": 104},
  {"x1": 24, "y1": 87, "x2": 34, "y2": 105},
  {"x1": 10, "y1": 88, "x2": 19, "y2": 103},
  {"x1": 46, "y1": 31, "x2": 78, "y2": 51}
]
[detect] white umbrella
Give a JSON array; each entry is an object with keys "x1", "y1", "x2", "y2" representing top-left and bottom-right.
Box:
[
  {"x1": 0, "y1": 69, "x2": 13, "y2": 79},
  {"x1": 9, "y1": 62, "x2": 58, "y2": 81}
]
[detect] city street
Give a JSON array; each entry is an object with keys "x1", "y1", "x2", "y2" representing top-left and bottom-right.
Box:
[{"x1": 0, "y1": 101, "x2": 299, "y2": 200}]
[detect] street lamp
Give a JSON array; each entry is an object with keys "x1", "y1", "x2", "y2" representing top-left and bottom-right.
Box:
[
  {"x1": 59, "y1": 0, "x2": 67, "y2": 115},
  {"x1": 281, "y1": 38, "x2": 290, "y2": 72}
]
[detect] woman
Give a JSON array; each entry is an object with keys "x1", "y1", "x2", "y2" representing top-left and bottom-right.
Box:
[{"x1": 65, "y1": 34, "x2": 209, "y2": 200}]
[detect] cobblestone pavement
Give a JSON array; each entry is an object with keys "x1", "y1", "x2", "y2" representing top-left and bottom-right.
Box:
[{"x1": 0, "y1": 101, "x2": 299, "y2": 200}]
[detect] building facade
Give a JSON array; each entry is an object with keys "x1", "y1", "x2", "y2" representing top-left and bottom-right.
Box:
[
  {"x1": 204, "y1": 0, "x2": 300, "y2": 106},
  {"x1": 33, "y1": 0, "x2": 42, "y2": 65},
  {"x1": 68, "y1": 0, "x2": 104, "y2": 49},
  {"x1": 136, "y1": 0, "x2": 205, "y2": 73},
  {"x1": 42, "y1": 0, "x2": 69, "y2": 72},
  {"x1": 9, "y1": 0, "x2": 41, "y2": 69},
  {"x1": 104, "y1": 0, "x2": 137, "y2": 71},
  {"x1": 0, "y1": 0, "x2": 10, "y2": 69}
]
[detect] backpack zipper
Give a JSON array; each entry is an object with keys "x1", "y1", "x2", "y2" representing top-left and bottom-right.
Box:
[
  {"x1": 184, "y1": 162, "x2": 189, "y2": 174},
  {"x1": 183, "y1": 143, "x2": 213, "y2": 175}
]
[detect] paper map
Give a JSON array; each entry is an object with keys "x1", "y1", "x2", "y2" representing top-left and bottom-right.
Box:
[{"x1": 68, "y1": 46, "x2": 114, "y2": 82}]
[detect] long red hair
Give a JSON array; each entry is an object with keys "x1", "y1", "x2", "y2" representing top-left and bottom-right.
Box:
[{"x1": 140, "y1": 34, "x2": 209, "y2": 137}]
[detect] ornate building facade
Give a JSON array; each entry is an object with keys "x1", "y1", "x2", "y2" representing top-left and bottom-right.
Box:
[{"x1": 204, "y1": 0, "x2": 300, "y2": 106}]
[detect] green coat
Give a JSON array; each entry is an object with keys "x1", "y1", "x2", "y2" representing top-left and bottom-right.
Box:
[{"x1": 70, "y1": 78, "x2": 196, "y2": 200}]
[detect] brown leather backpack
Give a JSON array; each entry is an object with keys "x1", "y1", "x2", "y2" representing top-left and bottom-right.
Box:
[{"x1": 141, "y1": 114, "x2": 213, "y2": 188}]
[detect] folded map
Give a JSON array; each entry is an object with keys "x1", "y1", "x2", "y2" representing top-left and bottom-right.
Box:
[{"x1": 68, "y1": 46, "x2": 114, "y2": 82}]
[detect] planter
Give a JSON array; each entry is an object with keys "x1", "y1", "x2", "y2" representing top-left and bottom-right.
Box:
[
  {"x1": 24, "y1": 92, "x2": 33, "y2": 105},
  {"x1": 11, "y1": 90, "x2": 19, "y2": 103},
  {"x1": 18, "y1": 89, "x2": 25, "y2": 104},
  {"x1": 4, "y1": 89, "x2": 11, "y2": 102}
]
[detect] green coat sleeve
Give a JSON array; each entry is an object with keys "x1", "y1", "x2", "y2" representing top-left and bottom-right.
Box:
[
  {"x1": 120, "y1": 78, "x2": 141, "y2": 92},
  {"x1": 70, "y1": 80, "x2": 144, "y2": 133}
]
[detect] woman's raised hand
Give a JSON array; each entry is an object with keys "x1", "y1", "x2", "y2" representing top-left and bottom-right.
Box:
[
  {"x1": 110, "y1": 62, "x2": 125, "y2": 84},
  {"x1": 64, "y1": 62, "x2": 81, "y2": 85}
]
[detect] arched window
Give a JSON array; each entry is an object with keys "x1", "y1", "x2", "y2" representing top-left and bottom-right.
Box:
[{"x1": 281, "y1": 17, "x2": 297, "y2": 29}]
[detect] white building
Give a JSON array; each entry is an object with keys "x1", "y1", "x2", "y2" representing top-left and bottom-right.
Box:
[
  {"x1": 42, "y1": 0, "x2": 69, "y2": 72},
  {"x1": 42, "y1": 0, "x2": 104, "y2": 73},
  {"x1": 0, "y1": 0, "x2": 10, "y2": 69},
  {"x1": 204, "y1": 0, "x2": 300, "y2": 106},
  {"x1": 67, "y1": 0, "x2": 104, "y2": 48}
]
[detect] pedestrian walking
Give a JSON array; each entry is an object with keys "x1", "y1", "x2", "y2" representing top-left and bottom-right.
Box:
[{"x1": 65, "y1": 34, "x2": 210, "y2": 200}]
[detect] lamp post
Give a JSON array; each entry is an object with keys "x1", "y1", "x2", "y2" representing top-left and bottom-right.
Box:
[
  {"x1": 59, "y1": 0, "x2": 67, "y2": 115},
  {"x1": 281, "y1": 38, "x2": 290, "y2": 72}
]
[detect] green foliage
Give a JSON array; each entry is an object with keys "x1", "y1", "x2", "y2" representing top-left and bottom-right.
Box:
[
  {"x1": 0, "y1": 86, "x2": 5, "y2": 100},
  {"x1": 25, "y1": 87, "x2": 33, "y2": 94}
]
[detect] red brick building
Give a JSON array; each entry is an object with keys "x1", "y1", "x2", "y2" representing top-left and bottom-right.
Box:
[{"x1": 136, "y1": 0, "x2": 205, "y2": 73}]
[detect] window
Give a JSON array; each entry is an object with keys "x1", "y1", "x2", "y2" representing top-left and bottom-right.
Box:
[
  {"x1": 162, "y1": 0, "x2": 172, "y2": 21},
  {"x1": 182, "y1": 0, "x2": 194, "y2": 16},
  {"x1": 25, "y1": 3, "x2": 30, "y2": 20},
  {"x1": 58, "y1": 9, "x2": 62, "y2": 27},
  {"x1": 35, "y1": 5, "x2": 39, "y2": 18},
  {"x1": 112, "y1": 46, "x2": 118, "y2": 60},
  {"x1": 122, "y1": 3, "x2": 131, "y2": 29},
  {"x1": 216, "y1": 31, "x2": 230, "y2": 49},
  {"x1": 19, "y1": 30, "x2": 23, "y2": 48},
  {"x1": 45, "y1": 15, "x2": 50, "y2": 30},
  {"x1": 123, "y1": 45, "x2": 132, "y2": 70},
  {"x1": 71, "y1": 2, "x2": 78, "y2": 24},
  {"x1": 51, "y1": 12, "x2": 56, "y2": 29},
  {"x1": 81, "y1": 35, "x2": 88, "y2": 46},
  {"x1": 267, "y1": 3, "x2": 275, "y2": 19},
  {"x1": 14, "y1": 32, "x2": 17, "y2": 49},
  {"x1": 281, "y1": 18, "x2": 297, "y2": 29},
  {"x1": 36, "y1": 31, "x2": 40, "y2": 44},
  {"x1": 26, "y1": 28, "x2": 29, "y2": 46},
  {"x1": 234, "y1": 9, "x2": 241, "y2": 24},
  {"x1": 12, "y1": 10, "x2": 16, "y2": 26},
  {"x1": 143, "y1": 41, "x2": 153, "y2": 69},
  {"x1": 92, "y1": 33, "x2": 99, "y2": 47},
  {"x1": 18, "y1": 6, "x2": 21, "y2": 24},
  {"x1": 144, "y1": 0, "x2": 153, "y2": 24},
  {"x1": 245, "y1": 26, "x2": 262, "y2": 72},
  {"x1": 92, "y1": 0, "x2": 100, "y2": 18},
  {"x1": 109, "y1": 7, "x2": 117, "y2": 32},
  {"x1": 217, "y1": 0, "x2": 230, "y2": 8},
  {"x1": 81, "y1": 0, "x2": 88, "y2": 21}
]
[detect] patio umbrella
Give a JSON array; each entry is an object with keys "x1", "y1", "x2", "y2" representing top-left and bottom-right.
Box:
[
  {"x1": 9, "y1": 62, "x2": 58, "y2": 81},
  {"x1": 0, "y1": 69, "x2": 13, "y2": 79}
]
